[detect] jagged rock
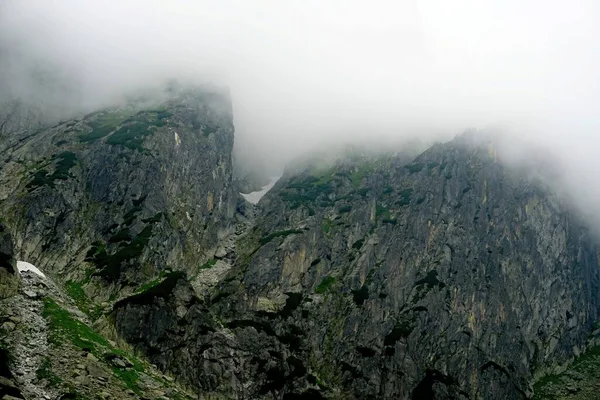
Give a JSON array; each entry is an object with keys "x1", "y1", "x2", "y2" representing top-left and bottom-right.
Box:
[
  {"x1": 214, "y1": 246, "x2": 227, "y2": 259},
  {"x1": 74, "y1": 374, "x2": 90, "y2": 386},
  {"x1": 2, "y1": 395, "x2": 24, "y2": 400},
  {"x1": 86, "y1": 363, "x2": 108, "y2": 379},
  {"x1": 1, "y1": 322, "x2": 15, "y2": 332},
  {"x1": 22, "y1": 290, "x2": 39, "y2": 299}
]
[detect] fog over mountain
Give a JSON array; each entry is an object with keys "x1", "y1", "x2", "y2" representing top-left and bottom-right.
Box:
[{"x1": 1, "y1": 0, "x2": 599, "y2": 205}]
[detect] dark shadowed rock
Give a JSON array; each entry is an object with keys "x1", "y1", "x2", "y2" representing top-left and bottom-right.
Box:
[{"x1": 0, "y1": 223, "x2": 19, "y2": 299}]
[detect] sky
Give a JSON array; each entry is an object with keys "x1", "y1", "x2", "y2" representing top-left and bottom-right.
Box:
[{"x1": 1, "y1": 0, "x2": 600, "y2": 191}]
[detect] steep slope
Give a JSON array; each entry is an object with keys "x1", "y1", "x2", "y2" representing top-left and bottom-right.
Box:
[
  {"x1": 0, "y1": 85, "x2": 239, "y2": 398},
  {"x1": 0, "y1": 86, "x2": 237, "y2": 299},
  {"x1": 110, "y1": 134, "x2": 600, "y2": 399},
  {"x1": 3, "y1": 84, "x2": 600, "y2": 399},
  {"x1": 0, "y1": 261, "x2": 196, "y2": 399}
]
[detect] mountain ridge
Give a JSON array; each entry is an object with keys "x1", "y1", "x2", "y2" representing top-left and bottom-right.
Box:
[{"x1": 1, "y1": 87, "x2": 600, "y2": 399}]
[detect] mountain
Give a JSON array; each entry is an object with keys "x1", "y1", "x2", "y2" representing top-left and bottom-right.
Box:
[{"x1": 1, "y1": 86, "x2": 600, "y2": 399}]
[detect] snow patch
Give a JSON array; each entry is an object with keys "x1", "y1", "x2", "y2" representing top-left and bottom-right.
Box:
[
  {"x1": 240, "y1": 176, "x2": 281, "y2": 205},
  {"x1": 17, "y1": 261, "x2": 46, "y2": 278},
  {"x1": 174, "y1": 132, "x2": 181, "y2": 146}
]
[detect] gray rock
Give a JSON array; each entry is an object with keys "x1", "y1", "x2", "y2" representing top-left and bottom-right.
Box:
[
  {"x1": 214, "y1": 246, "x2": 227, "y2": 259},
  {"x1": 1, "y1": 322, "x2": 15, "y2": 331},
  {"x1": 112, "y1": 358, "x2": 126, "y2": 368},
  {"x1": 74, "y1": 374, "x2": 90, "y2": 385},
  {"x1": 22, "y1": 290, "x2": 38, "y2": 299},
  {"x1": 0, "y1": 223, "x2": 19, "y2": 299},
  {"x1": 86, "y1": 363, "x2": 108, "y2": 379}
]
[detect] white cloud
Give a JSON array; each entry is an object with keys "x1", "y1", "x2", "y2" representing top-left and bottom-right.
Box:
[{"x1": 1, "y1": 0, "x2": 599, "y2": 206}]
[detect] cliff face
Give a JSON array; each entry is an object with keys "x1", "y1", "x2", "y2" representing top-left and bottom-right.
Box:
[
  {"x1": 0, "y1": 86, "x2": 239, "y2": 399},
  {"x1": 0, "y1": 87, "x2": 237, "y2": 298},
  {"x1": 2, "y1": 86, "x2": 600, "y2": 400},
  {"x1": 111, "y1": 135, "x2": 600, "y2": 399}
]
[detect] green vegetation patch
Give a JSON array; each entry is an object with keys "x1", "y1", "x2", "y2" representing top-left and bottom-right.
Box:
[
  {"x1": 79, "y1": 111, "x2": 131, "y2": 143},
  {"x1": 411, "y1": 270, "x2": 445, "y2": 304},
  {"x1": 118, "y1": 271, "x2": 185, "y2": 305},
  {"x1": 106, "y1": 121, "x2": 154, "y2": 150},
  {"x1": 533, "y1": 344, "x2": 600, "y2": 399},
  {"x1": 87, "y1": 225, "x2": 154, "y2": 281},
  {"x1": 405, "y1": 162, "x2": 424, "y2": 173},
  {"x1": 141, "y1": 212, "x2": 163, "y2": 224},
  {"x1": 376, "y1": 205, "x2": 391, "y2": 219},
  {"x1": 199, "y1": 258, "x2": 217, "y2": 270},
  {"x1": 395, "y1": 189, "x2": 413, "y2": 206},
  {"x1": 259, "y1": 229, "x2": 303, "y2": 245},
  {"x1": 321, "y1": 218, "x2": 334, "y2": 236},
  {"x1": 27, "y1": 151, "x2": 77, "y2": 190},
  {"x1": 111, "y1": 367, "x2": 142, "y2": 395},
  {"x1": 27, "y1": 169, "x2": 54, "y2": 189},
  {"x1": 36, "y1": 356, "x2": 62, "y2": 387},
  {"x1": 376, "y1": 204, "x2": 397, "y2": 224},
  {"x1": 135, "y1": 109, "x2": 172, "y2": 128},
  {"x1": 52, "y1": 151, "x2": 77, "y2": 180},
  {"x1": 43, "y1": 298, "x2": 145, "y2": 395},
  {"x1": 123, "y1": 206, "x2": 143, "y2": 226},
  {"x1": 202, "y1": 124, "x2": 219, "y2": 137},
  {"x1": 315, "y1": 276, "x2": 336, "y2": 294},
  {"x1": 279, "y1": 175, "x2": 335, "y2": 209},
  {"x1": 43, "y1": 297, "x2": 109, "y2": 351},
  {"x1": 65, "y1": 281, "x2": 102, "y2": 320}
]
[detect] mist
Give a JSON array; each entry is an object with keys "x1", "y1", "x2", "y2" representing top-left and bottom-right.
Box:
[{"x1": 1, "y1": 0, "x2": 600, "y2": 210}]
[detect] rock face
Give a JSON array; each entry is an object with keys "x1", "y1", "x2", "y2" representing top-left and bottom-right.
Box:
[
  {"x1": 2, "y1": 85, "x2": 600, "y2": 400},
  {"x1": 0, "y1": 268, "x2": 196, "y2": 399},
  {"x1": 0, "y1": 223, "x2": 19, "y2": 300},
  {"x1": 110, "y1": 135, "x2": 600, "y2": 399},
  {"x1": 0, "y1": 222, "x2": 24, "y2": 399},
  {"x1": 0, "y1": 86, "x2": 237, "y2": 299},
  {"x1": 0, "y1": 85, "x2": 236, "y2": 399}
]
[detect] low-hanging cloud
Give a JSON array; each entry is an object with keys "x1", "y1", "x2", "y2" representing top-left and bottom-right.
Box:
[{"x1": 1, "y1": 0, "x2": 600, "y2": 206}]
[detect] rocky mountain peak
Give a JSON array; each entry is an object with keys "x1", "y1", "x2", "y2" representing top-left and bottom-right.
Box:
[{"x1": 1, "y1": 89, "x2": 600, "y2": 399}]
